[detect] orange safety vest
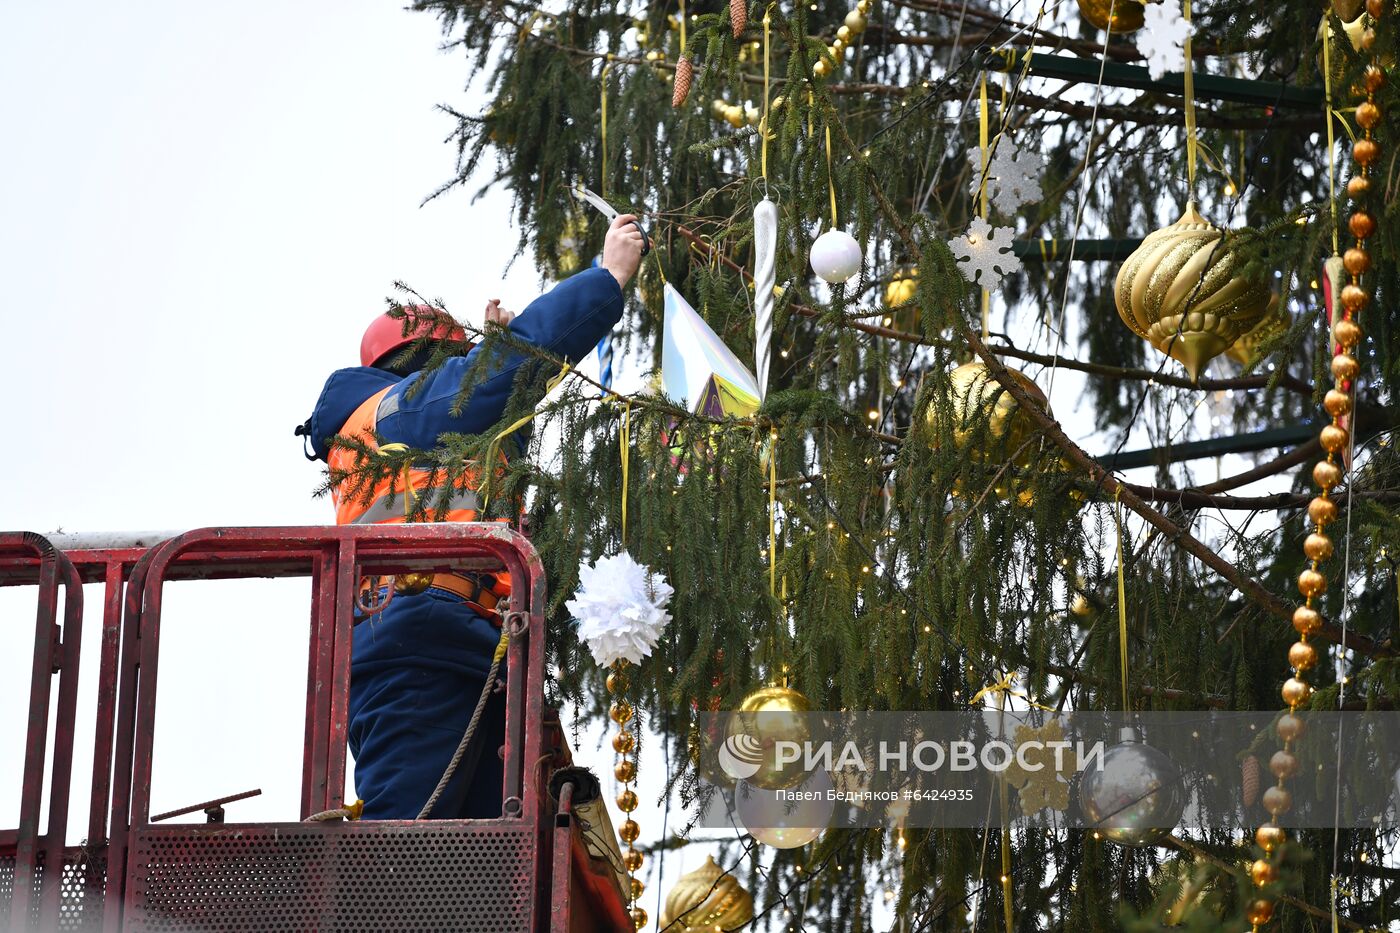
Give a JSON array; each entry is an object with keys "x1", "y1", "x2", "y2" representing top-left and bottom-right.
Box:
[
  {"x1": 329, "y1": 386, "x2": 511, "y2": 609},
  {"x1": 329, "y1": 387, "x2": 491, "y2": 526}
]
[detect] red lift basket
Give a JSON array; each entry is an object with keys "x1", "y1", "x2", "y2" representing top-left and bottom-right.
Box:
[{"x1": 0, "y1": 525, "x2": 632, "y2": 932}]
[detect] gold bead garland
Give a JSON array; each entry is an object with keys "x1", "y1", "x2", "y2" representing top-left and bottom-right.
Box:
[
  {"x1": 813, "y1": 0, "x2": 872, "y2": 77},
  {"x1": 710, "y1": 97, "x2": 761, "y2": 128},
  {"x1": 1250, "y1": 6, "x2": 1384, "y2": 927},
  {"x1": 608, "y1": 661, "x2": 647, "y2": 928}
]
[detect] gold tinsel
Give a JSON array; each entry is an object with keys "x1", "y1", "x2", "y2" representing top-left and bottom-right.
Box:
[
  {"x1": 660, "y1": 855, "x2": 755, "y2": 931},
  {"x1": 1114, "y1": 202, "x2": 1272, "y2": 380}
]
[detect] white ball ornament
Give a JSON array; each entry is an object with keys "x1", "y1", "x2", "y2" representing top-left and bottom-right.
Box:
[{"x1": 810, "y1": 228, "x2": 862, "y2": 284}]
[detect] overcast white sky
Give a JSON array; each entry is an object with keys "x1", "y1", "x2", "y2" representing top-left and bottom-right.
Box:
[{"x1": 0, "y1": 1, "x2": 1314, "y2": 926}]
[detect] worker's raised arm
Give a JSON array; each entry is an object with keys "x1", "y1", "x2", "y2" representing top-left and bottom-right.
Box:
[{"x1": 375, "y1": 214, "x2": 644, "y2": 447}]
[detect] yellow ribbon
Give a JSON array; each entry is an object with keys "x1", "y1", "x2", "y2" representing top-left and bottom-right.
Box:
[
  {"x1": 761, "y1": 7, "x2": 772, "y2": 180},
  {"x1": 1114, "y1": 487, "x2": 1130, "y2": 711},
  {"x1": 374, "y1": 442, "x2": 420, "y2": 520},
  {"x1": 825, "y1": 124, "x2": 838, "y2": 228},
  {"x1": 600, "y1": 62, "x2": 613, "y2": 196},
  {"x1": 1182, "y1": 0, "x2": 1199, "y2": 191},
  {"x1": 678, "y1": 0, "x2": 686, "y2": 52},
  {"x1": 1323, "y1": 13, "x2": 1341, "y2": 256},
  {"x1": 620, "y1": 401, "x2": 632, "y2": 545},
  {"x1": 969, "y1": 671, "x2": 1056, "y2": 713},
  {"x1": 979, "y1": 72, "x2": 991, "y2": 341},
  {"x1": 479, "y1": 364, "x2": 573, "y2": 511},
  {"x1": 492, "y1": 628, "x2": 510, "y2": 665},
  {"x1": 768, "y1": 432, "x2": 778, "y2": 599}
]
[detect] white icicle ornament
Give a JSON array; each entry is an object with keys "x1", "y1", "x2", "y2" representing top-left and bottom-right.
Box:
[
  {"x1": 567, "y1": 550, "x2": 674, "y2": 668},
  {"x1": 810, "y1": 228, "x2": 862, "y2": 283}
]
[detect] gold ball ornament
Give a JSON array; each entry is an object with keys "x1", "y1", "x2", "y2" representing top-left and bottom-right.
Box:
[
  {"x1": 613, "y1": 731, "x2": 636, "y2": 754},
  {"x1": 659, "y1": 855, "x2": 756, "y2": 931},
  {"x1": 929, "y1": 362, "x2": 1058, "y2": 506},
  {"x1": 1282, "y1": 677, "x2": 1312, "y2": 706},
  {"x1": 726, "y1": 684, "x2": 814, "y2": 789},
  {"x1": 1256, "y1": 823, "x2": 1286, "y2": 853},
  {"x1": 1076, "y1": 0, "x2": 1146, "y2": 32},
  {"x1": 1114, "y1": 203, "x2": 1272, "y2": 380},
  {"x1": 619, "y1": 818, "x2": 641, "y2": 844},
  {"x1": 845, "y1": 9, "x2": 868, "y2": 32},
  {"x1": 623, "y1": 847, "x2": 643, "y2": 872},
  {"x1": 837, "y1": 24, "x2": 853, "y2": 42},
  {"x1": 724, "y1": 104, "x2": 746, "y2": 129},
  {"x1": 630, "y1": 907, "x2": 649, "y2": 929},
  {"x1": 1246, "y1": 898, "x2": 1275, "y2": 926},
  {"x1": 617, "y1": 789, "x2": 639, "y2": 812},
  {"x1": 812, "y1": 57, "x2": 831, "y2": 78},
  {"x1": 1250, "y1": 858, "x2": 1279, "y2": 886},
  {"x1": 883, "y1": 268, "x2": 918, "y2": 308},
  {"x1": 1276, "y1": 712, "x2": 1307, "y2": 741}
]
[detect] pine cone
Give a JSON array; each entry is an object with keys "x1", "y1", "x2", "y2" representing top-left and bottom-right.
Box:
[
  {"x1": 672, "y1": 55, "x2": 694, "y2": 108},
  {"x1": 731, "y1": 0, "x2": 749, "y2": 37},
  {"x1": 1241, "y1": 756, "x2": 1261, "y2": 808}
]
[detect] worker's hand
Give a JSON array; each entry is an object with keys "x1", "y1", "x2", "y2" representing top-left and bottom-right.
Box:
[
  {"x1": 484, "y1": 299, "x2": 515, "y2": 329},
  {"x1": 602, "y1": 213, "x2": 645, "y2": 289}
]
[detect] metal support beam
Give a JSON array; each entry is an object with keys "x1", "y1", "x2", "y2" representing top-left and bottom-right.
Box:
[
  {"x1": 1013, "y1": 238, "x2": 1142, "y2": 262},
  {"x1": 988, "y1": 51, "x2": 1323, "y2": 110},
  {"x1": 1096, "y1": 422, "x2": 1320, "y2": 471}
]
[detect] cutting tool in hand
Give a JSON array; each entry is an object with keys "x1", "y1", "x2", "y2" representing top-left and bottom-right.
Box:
[{"x1": 566, "y1": 180, "x2": 651, "y2": 256}]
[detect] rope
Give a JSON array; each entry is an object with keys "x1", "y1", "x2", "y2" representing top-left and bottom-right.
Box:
[
  {"x1": 305, "y1": 799, "x2": 364, "y2": 822},
  {"x1": 417, "y1": 629, "x2": 510, "y2": 819}
]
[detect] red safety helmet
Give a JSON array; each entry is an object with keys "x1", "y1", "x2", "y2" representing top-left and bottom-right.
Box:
[{"x1": 360, "y1": 306, "x2": 469, "y2": 368}]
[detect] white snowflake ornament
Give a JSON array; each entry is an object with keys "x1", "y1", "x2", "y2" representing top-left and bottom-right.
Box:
[
  {"x1": 567, "y1": 550, "x2": 674, "y2": 668},
  {"x1": 948, "y1": 217, "x2": 1022, "y2": 291},
  {"x1": 968, "y1": 142, "x2": 1045, "y2": 214},
  {"x1": 1139, "y1": 2, "x2": 1190, "y2": 79}
]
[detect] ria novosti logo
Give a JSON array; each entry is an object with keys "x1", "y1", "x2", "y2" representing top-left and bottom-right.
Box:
[{"x1": 717, "y1": 731, "x2": 765, "y2": 781}]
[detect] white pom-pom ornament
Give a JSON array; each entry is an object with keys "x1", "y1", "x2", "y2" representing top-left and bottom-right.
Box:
[
  {"x1": 566, "y1": 550, "x2": 674, "y2": 668},
  {"x1": 809, "y1": 228, "x2": 862, "y2": 283}
]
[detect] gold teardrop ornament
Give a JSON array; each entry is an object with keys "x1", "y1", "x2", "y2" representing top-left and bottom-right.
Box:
[
  {"x1": 1114, "y1": 202, "x2": 1272, "y2": 380},
  {"x1": 1076, "y1": 0, "x2": 1145, "y2": 33},
  {"x1": 659, "y1": 855, "x2": 755, "y2": 931}
]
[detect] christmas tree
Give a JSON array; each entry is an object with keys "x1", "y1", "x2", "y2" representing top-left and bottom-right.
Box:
[{"x1": 344, "y1": 0, "x2": 1400, "y2": 928}]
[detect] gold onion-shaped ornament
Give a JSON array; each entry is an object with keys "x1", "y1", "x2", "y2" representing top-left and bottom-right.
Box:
[
  {"x1": 1114, "y1": 202, "x2": 1272, "y2": 380},
  {"x1": 660, "y1": 855, "x2": 755, "y2": 931},
  {"x1": 1076, "y1": 0, "x2": 1145, "y2": 33},
  {"x1": 929, "y1": 362, "x2": 1060, "y2": 506}
]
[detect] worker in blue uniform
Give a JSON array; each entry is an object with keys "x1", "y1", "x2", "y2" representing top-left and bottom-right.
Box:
[{"x1": 298, "y1": 214, "x2": 643, "y2": 819}]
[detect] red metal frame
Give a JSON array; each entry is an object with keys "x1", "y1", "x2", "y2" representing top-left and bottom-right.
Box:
[
  {"x1": 1, "y1": 532, "x2": 84, "y2": 930},
  {"x1": 0, "y1": 525, "x2": 630, "y2": 932}
]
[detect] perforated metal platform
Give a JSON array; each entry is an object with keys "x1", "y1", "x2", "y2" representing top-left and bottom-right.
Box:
[
  {"x1": 2, "y1": 849, "x2": 104, "y2": 930},
  {"x1": 125, "y1": 822, "x2": 537, "y2": 931}
]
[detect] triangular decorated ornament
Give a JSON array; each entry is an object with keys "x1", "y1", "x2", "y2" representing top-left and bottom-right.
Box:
[{"x1": 661, "y1": 283, "x2": 761, "y2": 417}]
